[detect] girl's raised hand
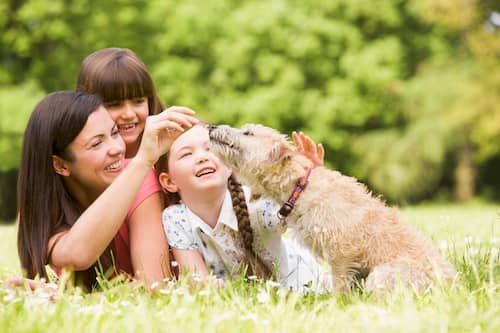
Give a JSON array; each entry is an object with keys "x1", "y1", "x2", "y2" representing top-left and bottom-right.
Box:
[
  {"x1": 292, "y1": 131, "x2": 325, "y2": 167},
  {"x1": 136, "y1": 106, "x2": 199, "y2": 166}
]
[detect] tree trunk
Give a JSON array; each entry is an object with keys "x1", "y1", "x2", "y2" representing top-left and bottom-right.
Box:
[{"x1": 454, "y1": 141, "x2": 475, "y2": 202}]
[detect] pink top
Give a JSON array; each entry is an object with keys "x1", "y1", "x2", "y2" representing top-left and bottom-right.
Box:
[{"x1": 113, "y1": 161, "x2": 161, "y2": 275}]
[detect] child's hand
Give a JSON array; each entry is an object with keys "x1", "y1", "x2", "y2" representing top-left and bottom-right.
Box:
[{"x1": 292, "y1": 131, "x2": 324, "y2": 167}]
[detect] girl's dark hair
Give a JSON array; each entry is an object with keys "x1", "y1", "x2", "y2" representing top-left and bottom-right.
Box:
[
  {"x1": 17, "y1": 91, "x2": 115, "y2": 290},
  {"x1": 227, "y1": 175, "x2": 272, "y2": 279},
  {"x1": 76, "y1": 47, "x2": 163, "y2": 116}
]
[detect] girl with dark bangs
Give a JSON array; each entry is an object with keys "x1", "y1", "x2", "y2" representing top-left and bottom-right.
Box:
[
  {"x1": 10, "y1": 91, "x2": 197, "y2": 292},
  {"x1": 76, "y1": 48, "x2": 163, "y2": 158}
]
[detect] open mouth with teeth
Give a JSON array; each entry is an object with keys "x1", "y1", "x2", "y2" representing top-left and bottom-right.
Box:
[
  {"x1": 105, "y1": 159, "x2": 123, "y2": 171},
  {"x1": 118, "y1": 123, "x2": 137, "y2": 133},
  {"x1": 196, "y1": 167, "x2": 216, "y2": 177}
]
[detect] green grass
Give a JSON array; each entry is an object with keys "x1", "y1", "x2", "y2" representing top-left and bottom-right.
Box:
[{"x1": 1, "y1": 204, "x2": 499, "y2": 333}]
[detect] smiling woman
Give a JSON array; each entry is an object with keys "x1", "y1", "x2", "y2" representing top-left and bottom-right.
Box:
[{"x1": 16, "y1": 91, "x2": 198, "y2": 291}]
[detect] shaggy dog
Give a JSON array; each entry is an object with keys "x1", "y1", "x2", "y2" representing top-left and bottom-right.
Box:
[{"x1": 209, "y1": 124, "x2": 457, "y2": 294}]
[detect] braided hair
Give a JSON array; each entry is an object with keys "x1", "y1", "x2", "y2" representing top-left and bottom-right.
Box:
[{"x1": 227, "y1": 175, "x2": 272, "y2": 279}]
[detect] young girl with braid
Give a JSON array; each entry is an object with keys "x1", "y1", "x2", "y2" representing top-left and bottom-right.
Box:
[{"x1": 158, "y1": 125, "x2": 332, "y2": 291}]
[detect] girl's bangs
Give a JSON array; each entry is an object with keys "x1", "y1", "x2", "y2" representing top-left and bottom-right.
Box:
[{"x1": 98, "y1": 63, "x2": 154, "y2": 103}]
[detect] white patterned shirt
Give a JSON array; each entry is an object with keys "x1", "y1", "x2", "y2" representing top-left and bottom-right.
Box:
[{"x1": 163, "y1": 187, "x2": 331, "y2": 291}]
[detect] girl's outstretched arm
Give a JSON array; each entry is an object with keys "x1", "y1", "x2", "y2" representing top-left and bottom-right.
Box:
[
  {"x1": 171, "y1": 248, "x2": 210, "y2": 277},
  {"x1": 292, "y1": 131, "x2": 324, "y2": 167}
]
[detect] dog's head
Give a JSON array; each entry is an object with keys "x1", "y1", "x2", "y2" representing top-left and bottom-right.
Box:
[{"x1": 209, "y1": 124, "x2": 309, "y2": 197}]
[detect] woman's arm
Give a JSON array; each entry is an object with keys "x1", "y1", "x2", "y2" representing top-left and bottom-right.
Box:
[
  {"x1": 49, "y1": 107, "x2": 198, "y2": 270},
  {"x1": 129, "y1": 192, "x2": 170, "y2": 285}
]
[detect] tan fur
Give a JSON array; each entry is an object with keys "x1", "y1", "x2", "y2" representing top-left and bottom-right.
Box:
[{"x1": 209, "y1": 124, "x2": 457, "y2": 294}]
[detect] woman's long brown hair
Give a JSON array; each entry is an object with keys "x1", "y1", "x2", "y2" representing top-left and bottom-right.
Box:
[
  {"x1": 76, "y1": 47, "x2": 163, "y2": 116},
  {"x1": 17, "y1": 91, "x2": 116, "y2": 291}
]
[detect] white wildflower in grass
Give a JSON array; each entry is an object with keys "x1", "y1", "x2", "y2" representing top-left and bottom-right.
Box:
[
  {"x1": 112, "y1": 309, "x2": 122, "y2": 317},
  {"x1": 240, "y1": 313, "x2": 258, "y2": 322},
  {"x1": 150, "y1": 281, "x2": 160, "y2": 290},
  {"x1": 3, "y1": 292, "x2": 16, "y2": 302},
  {"x1": 247, "y1": 275, "x2": 258, "y2": 281},
  {"x1": 120, "y1": 300, "x2": 132, "y2": 307},
  {"x1": 265, "y1": 280, "x2": 281, "y2": 288},
  {"x1": 171, "y1": 261, "x2": 179, "y2": 267},
  {"x1": 256, "y1": 290, "x2": 270, "y2": 303},
  {"x1": 78, "y1": 304, "x2": 104, "y2": 315},
  {"x1": 468, "y1": 247, "x2": 479, "y2": 256},
  {"x1": 191, "y1": 273, "x2": 202, "y2": 282},
  {"x1": 159, "y1": 288, "x2": 171, "y2": 295},
  {"x1": 198, "y1": 289, "x2": 210, "y2": 297}
]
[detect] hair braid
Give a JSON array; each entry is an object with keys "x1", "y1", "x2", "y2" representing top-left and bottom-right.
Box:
[{"x1": 228, "y1": 175, "x2": 271, "y2": 279}]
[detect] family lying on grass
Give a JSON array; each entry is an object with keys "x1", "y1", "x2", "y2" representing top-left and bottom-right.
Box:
[{"x1": 7, "y1": 48, "x2": 332, "y2": 294}]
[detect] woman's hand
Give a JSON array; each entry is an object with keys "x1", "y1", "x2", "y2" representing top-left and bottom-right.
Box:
[
  {"x1": 4, "y1": 276, "x2": 59, "y2": 300},
  {"x1": 137, "y1": 106, "x2": 199, "y2": 167},
  {"x1": 292, "y1": 131, "x2": 324, "y2": 167}
]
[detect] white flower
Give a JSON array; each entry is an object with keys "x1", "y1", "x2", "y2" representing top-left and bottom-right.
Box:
[
  {"x1": 468, "y1": 247, "x2": 479, "y2": 256},
  {"x1": 171, "y1": 261, "x2": 179, "y2": 267},
  {"x1": 150, "y1": 281, "x2": 160, "y2": 290},
  {"x1": 159, "y1": 288, "x2": 171, "y2": 295},
  {"x1": 265, "y1": 280, "x2": 281, "y2": 288},
  {"x1": 120, "y1": 300, "x2": 132, "y2": 307},
  {"x1": 256, "y1": 290, "x2": 270, "y2": 303},
  {"x1": 191, "y1": 273, "x2": 202, "y2": 282},
  {"x1": 241, "y1": 313, "x2": 258, "y2": 322},
  {"x1": 247, "y1": 275, "x2": 258, "y2": 281},
  {"x1": 198, "y1": 289, "x2": 210, "y2": 296}
]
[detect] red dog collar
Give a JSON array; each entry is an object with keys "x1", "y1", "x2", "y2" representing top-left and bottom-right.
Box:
[{"x1": 278, "y1": 168, "x2": 312, "y2": 220}]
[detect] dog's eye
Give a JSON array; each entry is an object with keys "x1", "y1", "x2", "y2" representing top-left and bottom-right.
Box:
[{"x1": 242, "y1": 130, "x2": 253, "y2": 136}]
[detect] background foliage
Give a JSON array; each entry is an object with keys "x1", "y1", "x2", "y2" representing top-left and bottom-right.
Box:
[{"x1": 1, "y1": 0, "x2": 499, "y2": 219}]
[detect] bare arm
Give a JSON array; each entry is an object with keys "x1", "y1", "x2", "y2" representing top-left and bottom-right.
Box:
[
  {"x1": 49, "y1": 107, "x2": 198, "y2": 270},
  {"x1": 129, "y1": 192, "x2": 170, "y2": 285},
  {"x1": 171, "y1": 248, "x2": 210, "y2": 277}
]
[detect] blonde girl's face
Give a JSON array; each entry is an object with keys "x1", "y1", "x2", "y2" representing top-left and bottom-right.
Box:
[
  {"x1": 104, "y1": 97, "x2": 149, "y2": 157},
  {"x1": 160, "y1": 125, "x2": 231, "y2": 198}
]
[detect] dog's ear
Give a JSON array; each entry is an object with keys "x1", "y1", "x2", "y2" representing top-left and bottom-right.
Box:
[{"x1": 266, "y1": 142, "x2": 293, "y2": 164}]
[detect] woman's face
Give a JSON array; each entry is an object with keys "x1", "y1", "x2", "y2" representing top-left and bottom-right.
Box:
[
  {"x1": 104, "y1": 97, "x2": 149, "y2": 157},
  {"x1": 62, "y1": 106, "x2": 126, "y2": 201}
]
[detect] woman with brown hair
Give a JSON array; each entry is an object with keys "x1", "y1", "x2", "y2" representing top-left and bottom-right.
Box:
[{"x1": 15, "y1": 91, "x2": 197, "y2": 291}]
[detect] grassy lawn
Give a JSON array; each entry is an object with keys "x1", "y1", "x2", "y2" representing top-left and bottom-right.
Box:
[{"x1": 0, "y1": 204, "x2": 499, "y2": 332}]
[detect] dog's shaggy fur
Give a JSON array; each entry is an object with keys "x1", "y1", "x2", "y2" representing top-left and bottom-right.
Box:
[{"x1": 209, "y1": 124, "x2": 457, "y2": 293}]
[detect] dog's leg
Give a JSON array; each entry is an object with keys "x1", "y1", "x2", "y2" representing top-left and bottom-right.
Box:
[
  {"x1": 365, "y1": 262, "x2": 430, "y2": 295},
  {"x1": 331, "y1": 265, "x2": 357, "y2": 293}
]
